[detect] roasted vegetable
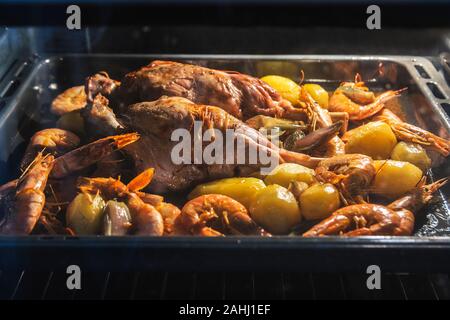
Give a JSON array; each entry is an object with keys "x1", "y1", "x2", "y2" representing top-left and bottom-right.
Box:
[
  {"x1": 249, "y1": 184, "x2": 301, "y2": 234},
  {"x1": 283, "y1": 129, "x2": 306, "y2": 151},
  {"x1": 264, "y1": 163, "x2": 315, "y2": 188},
  {"x1": 299, "y1": 183, "x2": 341, "y2": 220},
  {"x1": 284, "y1": 121, "x2": 343, "y2": 152},
  {"x1": 66, "y1": 193, "x2": 106, "y2": 235},
  {"x1": 56, "y1": 110, "x2": 85, "y2": 137},
  {"x1": 390, "y1": 141, "x2": 431, "y2": 172},
  {"x1": 260, "y1": 75, "x2": 301, "y2": 105},
  {"x1": 303, "y1": 83, "x2": 329, "y2": 109},
  {"x1": 188, "y1": 177, "x2": 266, "y2": 208},
  {"x1": 372, "y1": 160, "x2": 423, "y2": 198},
  {"x1": 102, "y1": 200, "x2": 132, "y2": 236},
  {"x1": 344, "y1": 121, "x2": 397, "y2": 159}
]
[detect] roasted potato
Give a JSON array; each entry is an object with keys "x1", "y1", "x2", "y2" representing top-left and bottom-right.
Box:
[
  {"x1": 344, "y1": 121, "x2": 397, "y2": 159},
  {"x1": 56, "y1": 110, "x2": 85, "y2": 137},
  {"x1": 260, "y1": 75, "x2": 301, "y2": 105},
  {"x1": 249, "y1": 184, "x2": 301, "y2": 234},
  {"x1": 300, "y1": 183, "x2": 341, "y2": 220},
  {"x1": 303, "y1": 84, "x2": 329, "y2": 109},
  {"x1": 188, "y1": 177, "x2": 266, "y2": 208},
  {"x1": 372, "y1": 160, "x2": 423, "y2": 198},
  {"x1": 264, "y1": 163, "x2": 315, "y2": 188},
  {"x1": 66, "y1": 193, "x2": 106, "y2": 235},
  {"x1": 390, "y1": 141, "x2": 431, "y2": 172}
]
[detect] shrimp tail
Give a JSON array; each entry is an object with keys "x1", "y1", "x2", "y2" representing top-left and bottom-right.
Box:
[{"x1": 127, "y1": 168, "x2": 155, "y2": 192}]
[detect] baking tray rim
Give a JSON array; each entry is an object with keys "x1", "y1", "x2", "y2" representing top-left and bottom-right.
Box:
[
  {"x1": 0, "y1": 53, "x2": 449, "y2": 246},
  {"x1": 2, "y1": 53, "x2": 449, "y2": 133},
  {"x1": 3, "y1": 235, "x2": 450, "y2": 248}
]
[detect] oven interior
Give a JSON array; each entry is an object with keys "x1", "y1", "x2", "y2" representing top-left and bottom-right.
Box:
[{"x1": 1, "y1": 1, "x2": 450, "y2": 300}]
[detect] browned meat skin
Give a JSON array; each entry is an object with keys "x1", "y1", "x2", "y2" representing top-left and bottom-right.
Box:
[
  {"x1": 117, "y1": 96, "x2": 320, "y2": 193},
  {"x1": 117, "y1": 60, "x2": 306, "y2": 121}
]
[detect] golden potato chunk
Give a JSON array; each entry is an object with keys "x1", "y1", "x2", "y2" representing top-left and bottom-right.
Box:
[
  {"x1": 261, "y1": 75, "x2": 301, "y2": 105},
  {"x1": 300, "y1": 183, "x2": 341, "y2": 220},
  {"x1": 188, "y1": 177, "x2": 266, "y2": 209},
  {"x1": 56, "y1": 110, "x2": 85, "y2": 137},
  {"x1": 372, "y1": 160, "x2": 423, "y2": 198},
  {"x1": 264, "y1": 163, "x2": 315, "y2": 188},
  {"x1": 303, "y1": 83, "x2": 329, "y2": 109},
  {"x1": 249, "y1": 184, "x2": 301, "y2": 234},
  {"x1": 390, "y1": 141, "x2": 431, "y2": 172},
  {"x1": 344, "y1": 121, "x2": 397, "y2": 159}
]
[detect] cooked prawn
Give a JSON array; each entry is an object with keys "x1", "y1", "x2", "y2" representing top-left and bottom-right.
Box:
[
  {"x1": 303, "y1": 177, "x2": 448, "y2": 237},
  {"x1": 51, "y1": 86, "x2": 87, "y2": 116},
  {"x1": 20, "y1": 128, "x2": 80, "y2": 171},
  {"x1": 374, "y1": 108, "x2": 450, "y2": 157},
  {"x1": 328, "y1": 77, "x2": 406, "y2": 121},
  {"x1": 127, "y1": 168, "x2": 179, "y2": 235},
  {"x1": 176, "y1": 194, "x2": 270, "y2": 236},
  {"x1": 50, "y1": 133, "x2": 140, "y2": 179},
  {"x1": 156, "y1": 202, "x2": 181, "y2": 235},
  {"x1": 0, "y1": 153, "x2": 54, "y2": 234},
  {"x1": 315, "y1": 154, "x2": 376, "y2": 204}
]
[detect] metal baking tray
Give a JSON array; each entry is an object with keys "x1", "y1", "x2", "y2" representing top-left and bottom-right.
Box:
[{"x1": 1, "y1": 54, "x2": 450, "y2": 272}]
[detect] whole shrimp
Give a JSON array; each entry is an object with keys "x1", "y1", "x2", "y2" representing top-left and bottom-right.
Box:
[
  {"x1": 127, "y1": 168, "x2": 180, "y2": 235},
  {"x1": 300, "y1": 87, "x2": 346, "y2": 156},
  {"x1": 51, "y1": 86, "x2": 87, "y2": 116},
  {"x1": 176, "y1": 194, "x2": 270, "y2": 236},
  {"x1": 0, "y1": 153, "x2": 54, "y2": 234},
  {"x1": 328, "y1": 75, "x2": 405, "y2": 121},
  {"x1": 374, "y1": 108, "x2": 450, "y2": 157},
  {"x1": 303, "y1": 177, "x2": 448, "y2": 237},
  {"x1": 78, "y1": 168, "x2": 164, "y2": 236},
  {"x1": 50, "y1": 132, "x2": 139, "y2": 179},
  {"x1": 20, "y1": 128, "x2": 80, "y2": 171},
  {"x1": 315, "y1": 154, "x2": 376, "y2": 204}
]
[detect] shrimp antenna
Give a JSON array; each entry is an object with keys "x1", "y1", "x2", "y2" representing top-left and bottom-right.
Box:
[{"x1": 298, "y1": 70, "x2": 305, "y2": 86}]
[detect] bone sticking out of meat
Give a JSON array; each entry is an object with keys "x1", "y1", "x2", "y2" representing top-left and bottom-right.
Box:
[{"x1": 82, "y1": 94, "x2": 124, "y2": 139}]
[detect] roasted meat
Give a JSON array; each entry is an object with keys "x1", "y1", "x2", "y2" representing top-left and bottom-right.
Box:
[
  {"x1": 115, "y1": 60, "x2": 306, "y2": 120},
  {"x1": 84, "y1": 95, "x2": 320, "y2": 193}
]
